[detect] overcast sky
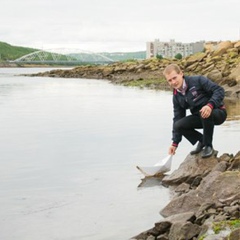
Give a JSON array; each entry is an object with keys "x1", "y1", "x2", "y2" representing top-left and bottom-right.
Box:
[{"x1": 1, "y1": 0, "x2": 239, "y2": 52}]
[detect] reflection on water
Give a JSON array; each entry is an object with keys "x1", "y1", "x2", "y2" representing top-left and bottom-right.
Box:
[
  {"x1": 225, "y1": 98, "x2": 240, "y2": 120},
  {"x1": 138, "y1": 175, "x2": 166, "y2": 188}
]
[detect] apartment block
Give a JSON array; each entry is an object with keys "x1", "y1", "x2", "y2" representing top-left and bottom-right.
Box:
[{"x1": 146, "y1": 39, "x2": 205, "y2": 59}]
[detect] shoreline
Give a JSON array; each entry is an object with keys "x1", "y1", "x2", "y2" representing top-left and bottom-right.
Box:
[
  {"x1": 20, "y1": 39, "x2": 240, "y2": 100},
  {"x1": 131, "y1": 152, "x2": 240, "y2": 240}
]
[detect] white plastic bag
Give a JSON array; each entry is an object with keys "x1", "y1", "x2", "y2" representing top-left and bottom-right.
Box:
[{"x1": 136, "y1": 155, "x2": 172, "y2": 177}]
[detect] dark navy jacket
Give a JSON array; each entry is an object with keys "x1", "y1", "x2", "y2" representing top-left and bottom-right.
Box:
[{"x1": 172, "y1": 75, "x2": 225, "y2": 145}]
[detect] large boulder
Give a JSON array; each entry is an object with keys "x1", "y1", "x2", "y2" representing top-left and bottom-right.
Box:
[
  {"x1": 229, "y1": 228, "x2": 240, "y2": 240},
  {"x1": 212, "y1": 41, "x2": 234, "y2": 56},
  {"x1": 234, "y1": 40, "x2": 240, "y2": 49},
  {"x1": 224, "y1": 84, "x2": 240, "y2": 98},
  {"x1": 184, "y1": 52, "x2": 207, "y2": 67},
  {"x1": 162, "y1": 153, "x2": 218, "y2": 185},
  {"x1": 160, "y1": 170, "x2": 240, "y2": 217},
  {"x1": 168, "y1": 222, "x2": 202, "y2": 240},
  {"x1": 205, "y1": 69, "x2": 223, "y2": 83},
  {"x1": 229, "y1": 64, "x2": 240, "y2": 82}
]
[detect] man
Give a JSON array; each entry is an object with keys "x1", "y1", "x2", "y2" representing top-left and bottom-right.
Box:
[{"x1": 163, "y1": 64, "x2": 227, "y2": 158}]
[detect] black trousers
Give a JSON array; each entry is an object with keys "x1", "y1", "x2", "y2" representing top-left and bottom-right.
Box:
[{"x1": 174, "y1": 108, "x2": 227, "y2": 147}]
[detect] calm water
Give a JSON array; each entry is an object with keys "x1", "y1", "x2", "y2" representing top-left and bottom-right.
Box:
[{"x1": 0, "y1": 68, "x2": 239, "y2": 240}]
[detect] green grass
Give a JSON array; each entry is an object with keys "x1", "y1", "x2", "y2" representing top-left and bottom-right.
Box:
[
  {"x1": 213, "y1": 219, "x2": 240, "y2": 234},
  {"x1": 198, "y1": 234, "x2": 207, "y2": 240},
  {"x1": 198, "y1": 220, "x2": 240, "y2": 239}
]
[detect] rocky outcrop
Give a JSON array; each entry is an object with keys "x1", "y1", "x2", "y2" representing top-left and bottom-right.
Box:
[
  {"x1": 181, "y1": 40, "x2": 240, "y2": 99},
  {"x1": 131, "y1": 151, "x2": 240, "y2": 240}
]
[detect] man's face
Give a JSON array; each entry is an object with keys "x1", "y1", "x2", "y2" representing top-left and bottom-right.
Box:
[{"x1": 165, "y1": 70, "x2": 184, "y2": 90}]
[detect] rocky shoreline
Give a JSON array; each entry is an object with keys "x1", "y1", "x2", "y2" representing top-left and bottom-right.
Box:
[
  {"x1": 131, "y1": 152, "x2": 240, "y2": 240},
  {"x1": 25, "y1": 40, "x2": 240, "y2": 99}
]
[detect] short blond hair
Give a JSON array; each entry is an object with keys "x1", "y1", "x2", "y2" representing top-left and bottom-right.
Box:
[{"x1": 163, "y1": 64, "x2": 182, "y2": 76}]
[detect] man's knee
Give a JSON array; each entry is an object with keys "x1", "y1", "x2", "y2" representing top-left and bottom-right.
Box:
[
  {"x1": 213, "y1": 109, "x2": 227, "y2": 125},
  {"x1": 173, "y1": 120, "x2": 183, "y2": 131}
]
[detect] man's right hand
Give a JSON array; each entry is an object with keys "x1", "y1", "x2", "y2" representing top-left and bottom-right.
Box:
[{"x1": 169, "y1": 145, "x2": 177, "y2": 155}]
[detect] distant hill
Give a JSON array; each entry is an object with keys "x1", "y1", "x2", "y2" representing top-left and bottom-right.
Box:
[
  {"x1": 68, "y1": 51, "x2": 146, "y2": 64},
  {"x1": 0, "y1": 41, "x2": 38, "y2": 61},
  {"x1": 101, "y1": 51, "x2": 146, "y2": 61},
  {"x1": 0, "y1": 41, "x2": 146, "y2": 63}
]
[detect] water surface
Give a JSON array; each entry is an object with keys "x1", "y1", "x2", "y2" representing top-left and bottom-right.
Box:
[{"x1": 0, "y1": 68, "x2": 239, "y2": 240}]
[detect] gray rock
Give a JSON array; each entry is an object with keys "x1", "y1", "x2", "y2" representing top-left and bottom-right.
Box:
[
  {"x1": 223, "y1": 205, "x2": 239, "y2": 214},
  {"x1": 228, "y1": 228, "x2": 240, "y2": 240},
  {"x1": 160, "y1": 191, "x2": 202, "y2": 217},
  {"x1": 161, "y1": 171, "x2": 240, "y2": 218},
  {"x1": 154, "y1": 221, "x2": 171, "y2": 234},
  {"x1": 211, "y1": 161, "x2": 228, "y2": 172},
  {"x1": 206, "y1": 69, "x2": 223, "y2": 82},
  {"x1": 162, "y1": 154, "x2": 218, "y2": 186},
  {"x1": 164, "y1": 212, "x2": 196, "y2": 223},
  {"x1": 168, "y1": 222, "x2": 201, "y2": 240},
  {"x1": 174, "y1": 182, "x2": 190, "y2": 193},
  {"x1": 146, "y1": 236, "x2": 155, "y2": 240},
  {"x1": 131, "y1": 152, "x2": 240, "y2": 240}
]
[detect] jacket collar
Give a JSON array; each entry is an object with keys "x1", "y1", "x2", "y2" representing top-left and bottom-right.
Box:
[{"x1": 174, "y1": 78, "x2": 187, "y2": 95}]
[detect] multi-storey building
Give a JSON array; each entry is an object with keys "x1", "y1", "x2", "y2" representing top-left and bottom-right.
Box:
[{"x1": 146, "y1": 39, "x2": 205, "y2": 59}]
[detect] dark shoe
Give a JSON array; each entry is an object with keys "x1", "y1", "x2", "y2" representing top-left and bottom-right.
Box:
[
  {"x1": 201, "y1": 146, "x2": 213, "y2": 158},
  {"x1": 190, "y1": 142, "x2": 204, "y2": 155}
]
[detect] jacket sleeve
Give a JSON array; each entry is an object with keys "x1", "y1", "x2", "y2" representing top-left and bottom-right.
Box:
[
  {"x1": 198, "y1": 75, "x2": 225, "y2": 108},
  {"x1": 172, "y1": 96, "x2": 186, "y2": 145}
]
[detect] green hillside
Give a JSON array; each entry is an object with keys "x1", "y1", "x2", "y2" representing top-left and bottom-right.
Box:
[
  {"x1": 0, "y1": 41, "x2": 37, "y2": 61},
  {"x1": 0, "y1": 41, "x2": 146, "y2": 63}
]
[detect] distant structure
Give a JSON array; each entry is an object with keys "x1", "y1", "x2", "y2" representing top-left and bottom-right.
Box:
[{"x1": 146, "y1": 39, "x2": 205, "y2": 59}]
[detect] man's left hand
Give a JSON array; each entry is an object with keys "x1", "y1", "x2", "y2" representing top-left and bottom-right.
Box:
[{"x1": 200, "y1": 105, "x2": 212, "y2": 118}]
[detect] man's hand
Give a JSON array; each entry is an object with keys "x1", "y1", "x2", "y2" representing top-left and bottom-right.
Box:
[
  {"x1": 169, "y1": 145, "x2": 177, "y2": 155},
  {"x1": 200, "y1": 105, "x2": 212, "y2": 118}
]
